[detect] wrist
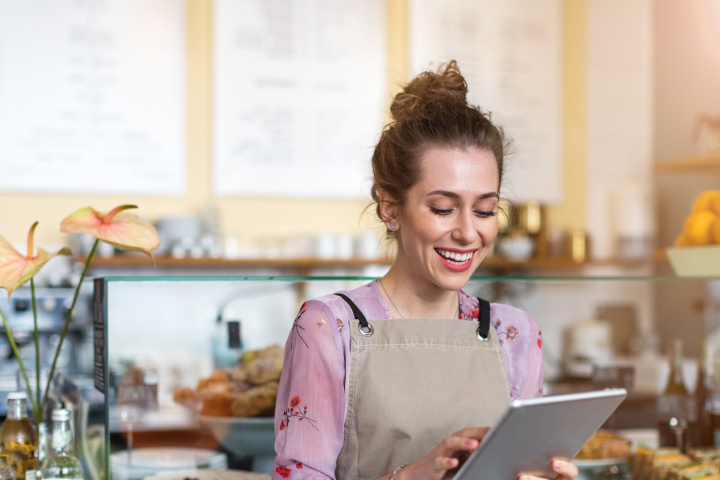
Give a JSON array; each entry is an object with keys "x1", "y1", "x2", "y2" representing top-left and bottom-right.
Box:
[{"x1": 389, "y1": 463, "x2": 408, "y2": 480}]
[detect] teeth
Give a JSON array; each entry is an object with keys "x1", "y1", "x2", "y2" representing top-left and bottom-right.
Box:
[{"x1": 436, "y1": 249, "x2": 473, "y2": 263}]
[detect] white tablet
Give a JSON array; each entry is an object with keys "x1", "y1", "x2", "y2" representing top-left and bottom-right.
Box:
[{"x1": 453, "y1": 388, "x2": 627, "y2": 480}]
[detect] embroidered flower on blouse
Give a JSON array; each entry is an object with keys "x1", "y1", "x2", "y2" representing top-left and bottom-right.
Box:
[
  {"x1": 496, "y1": 321, "x2": 519, "y2": 344},
  {"x1": 280, "y1": 396, "x2": 319, "y2": 432},
  {"x1": 336, "y1": 318, "x2": 344, "y2": 333},
  {"x1": 291, "y1": 303, "x2": 309, "y2": 349},
  {"x1": 317, "y1": 318, "x2": 326, "y2": 327},
  {"x1": 275, "y1": 463, "x2": 303, "y2": 478},
  {"x1": 275, "y1": 466, "x2": 291, "y2": 478}
]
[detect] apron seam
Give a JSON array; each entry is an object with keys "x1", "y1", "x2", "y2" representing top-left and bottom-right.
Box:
[{"x1": 337, "y1": 326, "x2": 359, "y2": 478}]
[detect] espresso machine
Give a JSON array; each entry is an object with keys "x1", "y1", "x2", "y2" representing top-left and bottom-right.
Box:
[{"x1": 0, "y1": 287, "x2": 96, "y2": 416}]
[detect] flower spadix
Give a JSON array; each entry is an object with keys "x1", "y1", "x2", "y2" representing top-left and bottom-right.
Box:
[
  {"x1": 0, "y1": 222, "x2": 71, "y2": 297},
  {"x1": 60, "y1": 205, "x2": 160, "y2": 257}
]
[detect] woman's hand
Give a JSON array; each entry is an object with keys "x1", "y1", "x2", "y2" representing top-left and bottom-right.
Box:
[
  {"x1": 396, "y1": 427, "x2": 489, "y2": 480},
  {"x1": 519, "y1": 459, "x2": 579, "y2": 480}
]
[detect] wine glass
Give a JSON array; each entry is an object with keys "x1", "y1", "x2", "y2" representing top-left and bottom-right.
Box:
[{"x1": 668, "y1": 416, "x2": 688, "y2": 451}]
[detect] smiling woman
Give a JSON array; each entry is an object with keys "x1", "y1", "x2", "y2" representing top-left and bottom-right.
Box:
[{"x1": 271, "y1": 61, "x2": 576, "y2": 480}]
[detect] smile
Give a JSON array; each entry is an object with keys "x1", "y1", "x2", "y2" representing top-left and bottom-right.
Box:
[{"x1": 435, "y1": 248, "x2": 474, "y2": 266}]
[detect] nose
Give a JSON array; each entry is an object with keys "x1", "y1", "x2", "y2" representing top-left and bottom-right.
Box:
[{"x1": 451, "y1": 209, "x2": 480, "y2": 244}]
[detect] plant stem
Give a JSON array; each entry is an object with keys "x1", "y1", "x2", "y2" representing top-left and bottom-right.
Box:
[
  {"x1": 0, "y1": 307, "x2": 39, "y2": 416},
  {"x1": 31, "y1": 278, "x2": 40, "y2": 425},
  {"x1": 42, "y1": 239, "x2": 98, "y2": 415}
]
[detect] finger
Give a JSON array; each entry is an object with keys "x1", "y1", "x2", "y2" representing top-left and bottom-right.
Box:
[
  {"x1": 551, "y1": 460, "x2": 579, "y2": 479},
  {"x1": 441, "y1": 435, "x2": 479, "y2": 454},
  {"x1": 434, "y1": 456, "x2": 459, "y2": 472},
  {"x1": 451, "y1": 427, "x2": 490, "y2": 440}
]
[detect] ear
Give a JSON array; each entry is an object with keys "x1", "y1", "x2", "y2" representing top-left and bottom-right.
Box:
[{"x1": 379, "y1": 190, "x2": 399, "y2": 230}]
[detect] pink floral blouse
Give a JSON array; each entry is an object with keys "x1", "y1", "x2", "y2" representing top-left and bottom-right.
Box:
[{"x1": 272, "y1": 281, "x2": 544, "y2": 479}]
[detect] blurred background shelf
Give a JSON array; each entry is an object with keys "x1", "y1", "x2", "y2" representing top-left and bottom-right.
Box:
[
  {"x1": 75, "y1": 254, "x2": 659, "y2": 272},
  {"x1": 654, "y1": 153, "x2": 720, "y2": 172}
]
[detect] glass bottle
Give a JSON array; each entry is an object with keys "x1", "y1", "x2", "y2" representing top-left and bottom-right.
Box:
[
  {"x1": 708, "y1": 323, "x2": 720, "y2": 446},
  {"x1": 40, "y1": 409, "x2": 82, "y2": 480},
  {"x1": 692, "y1": 343, "x2": 714, "y2": 447},
  {"x1": 656, "y1": 339, "x2": 697, "y2": 451},
  {"x1": 0, "y1": 392, "x2": 38, "y2": 480}
]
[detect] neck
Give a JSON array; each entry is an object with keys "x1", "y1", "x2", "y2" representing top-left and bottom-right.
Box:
[{"x1": 380, "y1": 265, "x2": 459, "y2": 319}]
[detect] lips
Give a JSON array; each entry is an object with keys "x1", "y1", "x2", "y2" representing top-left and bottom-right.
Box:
[{"x1": 435, "y1": 248, "x2": 476, "y2": 271}]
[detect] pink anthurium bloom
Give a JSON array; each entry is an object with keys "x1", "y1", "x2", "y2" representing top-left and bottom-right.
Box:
[
  {"x1": 0, "y1": 222, "x2": 71, "y2": 297},
  {"x1": 60, "y1": 205, "x2": 160, "y2": 257}
]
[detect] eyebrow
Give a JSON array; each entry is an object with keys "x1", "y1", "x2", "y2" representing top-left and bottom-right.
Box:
[{"x1": 427, "y1": 190, "x2": 499, "y2": 201}]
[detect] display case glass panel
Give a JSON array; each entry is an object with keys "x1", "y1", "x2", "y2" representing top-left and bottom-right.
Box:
[{"x1": 92, "y1": 274, "x2": 720, "y2": 478}]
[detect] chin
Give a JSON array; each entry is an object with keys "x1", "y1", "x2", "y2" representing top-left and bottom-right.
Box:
[{"x1": 434, "y1": 271, "x2": 476, "y2": 292}]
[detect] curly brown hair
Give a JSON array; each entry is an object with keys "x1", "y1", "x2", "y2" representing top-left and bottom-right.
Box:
[{"x1": 370, "y1": 60, "x2": 509, "y2": 237}]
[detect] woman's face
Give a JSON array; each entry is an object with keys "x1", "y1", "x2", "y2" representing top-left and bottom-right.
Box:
[{"x1": 391, "y1": 146, "x2": 500, "y2": 293}]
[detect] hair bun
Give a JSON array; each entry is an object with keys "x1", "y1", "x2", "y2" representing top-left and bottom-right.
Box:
[{"x1": 390, "y1": 60, "x2": 469, "y2": 123}]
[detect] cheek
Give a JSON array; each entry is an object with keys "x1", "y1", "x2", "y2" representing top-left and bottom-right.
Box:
[
  {"x1": 482, "y1": 220, "x2": 499, "y2": 242},
  {"x1": 408, "y1": 215, "x2": 444, "y2": 241}
]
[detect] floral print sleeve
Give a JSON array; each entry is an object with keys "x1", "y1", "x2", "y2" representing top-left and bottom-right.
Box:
[
  {"x1": 273, "y1": 299, "x2": 348, "y2": 480},
  {"x1": 489, "y1": 303, "x2": 544, "y2": 399}
]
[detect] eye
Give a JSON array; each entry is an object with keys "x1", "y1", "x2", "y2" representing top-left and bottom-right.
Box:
[
  {"x1": 475, "y1": 210, "x2": 497, "y2": 218},
  {"x1": 430, "y1": 207, "x2": 453, "y2": 216}
]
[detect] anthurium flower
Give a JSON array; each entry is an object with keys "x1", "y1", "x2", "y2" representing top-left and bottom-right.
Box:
[
  {"x1": 0, "y1": 222, "x2": 71, "y2": 297},
  {"x1": 60, "y1": 205, "x2": 160, "y2": 257}
]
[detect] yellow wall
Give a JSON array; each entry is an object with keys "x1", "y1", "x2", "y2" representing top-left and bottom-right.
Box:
[
  {"x1": 547, "y1": 0, "x2": 586, "y2": 232},
  {"x1": 0, "y1": 0, "x2": 585, "y2": 248}
]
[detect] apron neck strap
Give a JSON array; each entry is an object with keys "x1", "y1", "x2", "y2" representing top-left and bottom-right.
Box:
[
  {"x1": 335, "y1": 293, "x2": 370, "y2": 330},
  {"x1": 477, "y1": 298, "x2": 491, "y2": 341}
]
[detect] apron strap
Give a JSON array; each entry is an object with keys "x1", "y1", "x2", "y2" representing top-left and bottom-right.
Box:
[
  {"x1": 334, "y1": 293, "x2": 373, "y2": 335},
  {"x1": 477, "y1": 298, "x2": 491, "y2": 341}
]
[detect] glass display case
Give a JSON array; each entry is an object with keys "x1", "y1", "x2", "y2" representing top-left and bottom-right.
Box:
[{"x1": 89, "y1": 274, "x2": 720, "y2": 479}]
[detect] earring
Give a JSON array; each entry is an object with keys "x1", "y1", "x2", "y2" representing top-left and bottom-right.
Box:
[{"x1": 389, "y1": 222, "x2": 396, "y2": 230}]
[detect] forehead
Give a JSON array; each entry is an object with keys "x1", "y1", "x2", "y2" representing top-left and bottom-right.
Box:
[{"x1": 415, "y1": 146, "x2": 499, "y2": 193}]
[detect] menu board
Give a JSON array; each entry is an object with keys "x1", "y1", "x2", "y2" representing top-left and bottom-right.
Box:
[
  {"x1": 409, "y1": 0, "x2": 562, "y2": 203},
  {"x1": 0, "y1": 0, "x2": 186, "y2": 195},
  {"x1": 212, "y1": 0, "x2": 386, "y2": 199}
]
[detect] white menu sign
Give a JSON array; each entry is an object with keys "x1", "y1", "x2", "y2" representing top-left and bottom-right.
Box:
[
  {"x1": 0, "y1": 0, "x2": 186, "y2": 195},
  {"x1": 410, "y1": 0, "x2": 562, "y2": 203},
  {"x1": 212, "y1": 0, "x2": 386, "y2": 199}
]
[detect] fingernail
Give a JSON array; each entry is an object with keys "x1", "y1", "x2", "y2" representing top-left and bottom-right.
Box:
[{"x1": 553, "y1": 461, "x2": 561, "y2": 469}]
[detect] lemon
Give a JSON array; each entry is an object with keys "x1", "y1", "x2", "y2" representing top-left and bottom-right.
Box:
[
  {"x1": 683, "y1": 210, "x2": 718, "y2": 245},
  {"x1": 692, "y1": 190, "x2": 720, "y2": 213},
  {"x1": 674, "y1": 233, "x2": 692, "y2": 247},
  {"x1": 710, "y1": 192, "x2": 720, "y2": 216},
  {"x1": 712, "y1": 216, "x2": 720, "y2": 244}
]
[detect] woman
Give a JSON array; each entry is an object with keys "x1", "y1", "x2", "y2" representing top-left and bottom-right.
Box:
[{"x1": 272, "y1": 61, "x2": 578, "y2": 480}]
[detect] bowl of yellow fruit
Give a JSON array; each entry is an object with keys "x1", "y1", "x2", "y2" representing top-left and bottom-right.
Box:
[{"x1": 667, "y1": 189, "x2": 720, "y2": 277}]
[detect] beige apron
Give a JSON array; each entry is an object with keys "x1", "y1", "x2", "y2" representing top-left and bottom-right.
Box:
[{"x1": 334, "y1": 294, "x2": 511, "y2": 480}]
